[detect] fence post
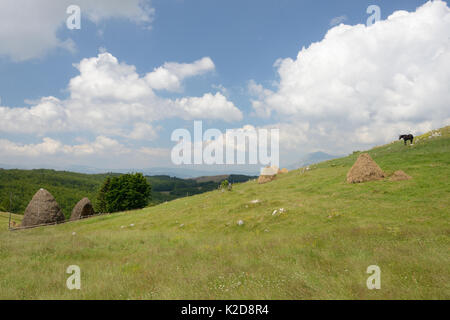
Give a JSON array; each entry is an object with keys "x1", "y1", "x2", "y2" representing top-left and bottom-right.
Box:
[{"x1": 8, "y1": 192, "x2": 12, "y2": 230}]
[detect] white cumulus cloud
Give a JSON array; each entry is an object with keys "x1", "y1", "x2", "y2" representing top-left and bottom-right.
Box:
[
  {"x1": 329, "y1": 15, "x2": 347, "y2": 26},
  {"x1": 0, "y1": 52, "x2": 243, "y2": 138},
  {"x1": 0, "y1": 97, "x2": 68, "y2": 134},
  {"x1": 0, "y1": 0, "x2": 154, "y2": 61},
  {"x1": 251, "y1": 0, "x2": 450, "y2": 155},
  {"x1": 0, "y1": 136, "x2": 129, "y2": 157},
  {"x1": 0, "y1": 136, "x2": 170, "y2": 168},
  {"x1": 146, "y1": 57, "x2": 215, "y2": 92}
]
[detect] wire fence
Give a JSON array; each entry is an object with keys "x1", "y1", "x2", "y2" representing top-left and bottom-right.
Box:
[
  {"x1": 7, "y1": 211, "x2": 113, "y2": 232},
  {"x1": 2, "y1": 191, "x2": 115, "y2": 231}
]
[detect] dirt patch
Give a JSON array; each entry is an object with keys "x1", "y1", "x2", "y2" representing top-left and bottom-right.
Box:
[
  {"x1": 389, "y1": 170, "x2": 412, "y2": 181},
  {"x1": 347, "y1": 153, "x2": 385, "y2": 184}
]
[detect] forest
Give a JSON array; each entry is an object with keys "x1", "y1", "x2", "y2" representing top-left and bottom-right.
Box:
[{"x1": 0, "y1": 169, "x2": 256, "y2": 218}]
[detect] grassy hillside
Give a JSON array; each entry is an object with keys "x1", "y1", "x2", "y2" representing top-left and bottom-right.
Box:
[
  {"x1": 0, "y1": 127, "x2": 448, "y2": 299},
  {"x1": 0, "y1": 212, "x2": 22, "y2": 231},
  {"x1": 149, "y1": 174, "x2": 257, "y2": 203}
]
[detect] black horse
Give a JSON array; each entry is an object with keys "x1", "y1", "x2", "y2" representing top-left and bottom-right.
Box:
[{"x1": 399, "y1": 134, "x2": 414, "y2": 145}]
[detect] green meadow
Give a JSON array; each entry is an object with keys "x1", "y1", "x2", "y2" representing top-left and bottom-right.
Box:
[{"x1": 0, "y1": 127, "x2": 448, "y2": 299}]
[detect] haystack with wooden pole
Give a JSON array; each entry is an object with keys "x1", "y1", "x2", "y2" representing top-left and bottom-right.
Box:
[{"x1": 21, "y1": 189, "x2": 65, "y2": 227}]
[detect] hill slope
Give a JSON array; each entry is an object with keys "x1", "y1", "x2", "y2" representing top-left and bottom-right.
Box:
[{"x1": 0, "y1": 127, "x2": 448, "y2": 299}]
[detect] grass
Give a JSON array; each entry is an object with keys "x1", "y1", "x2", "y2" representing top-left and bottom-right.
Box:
[
  {"x1": 0, "y1": 212, "x2": 22, "y2": 230},
  {"x1": 0, "y1": 127, "x2": 449, "y2": 299}
]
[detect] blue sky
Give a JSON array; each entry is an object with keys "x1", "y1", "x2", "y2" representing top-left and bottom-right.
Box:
[
  {"x1": 1, "y1": 0, "x2": 429, "y2": 107},
  {"x1": 0, "y1": 0, "x2": 449, "y2": 172}
]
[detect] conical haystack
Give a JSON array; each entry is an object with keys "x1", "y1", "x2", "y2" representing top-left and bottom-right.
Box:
[
  {"x1": 389, "y1": 170, "x2": 412, "y2": 181},
  {"x1": 21, "y1": 189, "x2": 65, "y2": 227},
  {"x1": 258, "y1": 175, "x2": 277, "y2": 184},
  {"x1": 258, "y1": 166, "x2": 278, "y2": 184},
  {"x1": 346, "y1": 153, "x2": 385, "y2": 183},
  {"x1": 70, "y1": 197, "x2": 95, "y2": 221}
]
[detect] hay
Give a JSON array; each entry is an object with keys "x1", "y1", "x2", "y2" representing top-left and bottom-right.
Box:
[
  {"x1": 70, "y1": 197, "x2": 95, "y2": 221},
  {"x1": 21, "y1": 189, "x2": 65, "y2": 227},
  {"x1": 261, "y1": 166, "x2": 279, "y2": 176},
  {"x1": 258, "y1": 165, "x2": 278, "y2": 184},
  {"x1": 258, "y1": 175, "x2": 276, "y2": 184},
  {"x1": 278, "y1": 168, "x2": 289, "y2": 174},
  {"x1": 347, "y1": 153, "x2": 385, "y2": 183},
  {"x1": 390, "y1": 170, "x2": 412, "y2": 181}
]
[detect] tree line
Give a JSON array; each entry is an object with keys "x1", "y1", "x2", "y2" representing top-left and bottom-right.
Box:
[{"x1": 0, "y1": 169, "x2": 256, "y2": 216}]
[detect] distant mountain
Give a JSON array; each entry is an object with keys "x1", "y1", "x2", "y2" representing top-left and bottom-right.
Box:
[
  {"x1": 287, "y1": 151, "x2": 341, "y2": 170},
  {"x1": 142, "y1": 166, "x2": 261, "y2": 178},
  {"x1": 190, "y1": 174, "x2": 258, "y2": 184},
  {"x1": 0, "y1": 164, "x2": 260, "y2": 178},
  {"x1": 66, "y1": 165, "x2": 112, "y2": 174},
  {"x1": 190, "y1": 175, "x2": 230, "y2": 183}
]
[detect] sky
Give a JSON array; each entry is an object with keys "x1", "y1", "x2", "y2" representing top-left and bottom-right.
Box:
[{"x1": 0, "y1": 0, "x2": 449, "y2": 173}]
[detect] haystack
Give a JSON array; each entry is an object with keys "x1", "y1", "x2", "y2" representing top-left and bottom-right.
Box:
[
  {"x1": 389, "y1": 170, "x2": 412, "y2": 181},
  {"x1": 258, "y1": 166, "x2": 278, "y2": 184},
  {"x1": 346, "y1": 153, "x2": 385, "y2": 183},
  {"x1": 278, "y1": 168, "x2": 289, "y2": 174},
  {"x1": 21, "y1": 189, "x2": 65, "y2": 227},
  {"x1": 70, "y1": 198, "x2": 95, "y2": 221}
]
